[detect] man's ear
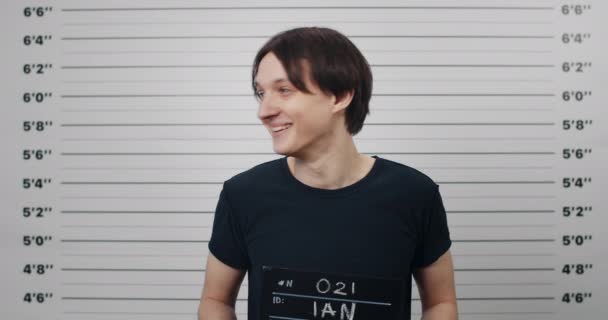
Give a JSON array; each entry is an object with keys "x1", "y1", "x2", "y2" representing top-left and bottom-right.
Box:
[{"x1": 331, "y1": 89, "x2": 355, "y2": 113}]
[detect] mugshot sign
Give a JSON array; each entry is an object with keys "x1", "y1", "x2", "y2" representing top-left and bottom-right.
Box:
[{"x1": 260, "y1": 265, "x2": 406, "y2": 320}]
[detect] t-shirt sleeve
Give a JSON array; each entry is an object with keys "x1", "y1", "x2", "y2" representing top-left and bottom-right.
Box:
[
  {"x1": 208, "y1": 184, "x2": 250, "y2": 270},
  {"x1": 412, "y1": 184, "x2": 452, "y2": 269}
]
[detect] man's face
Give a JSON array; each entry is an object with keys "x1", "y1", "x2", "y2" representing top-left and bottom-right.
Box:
[{"x1": 254, "y1": 52, "x2": 339, "y2": 157}]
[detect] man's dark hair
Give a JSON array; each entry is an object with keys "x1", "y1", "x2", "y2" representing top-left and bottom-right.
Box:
[{"x1": 251, "y1": 26, "x2": 373, "y2": 136}]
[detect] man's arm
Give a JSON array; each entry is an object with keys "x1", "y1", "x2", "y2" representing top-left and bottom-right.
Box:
[
  {"x1": 198, "y1": 252, "x2": 247, "y2": 320},
  {"x1": 412, "y1": 249, "x2": 458, "y2": 320}
]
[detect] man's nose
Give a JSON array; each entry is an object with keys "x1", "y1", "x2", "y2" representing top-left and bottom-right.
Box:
[{"x1": 257, "y1": 92, "x2": 279, "y2": 120}]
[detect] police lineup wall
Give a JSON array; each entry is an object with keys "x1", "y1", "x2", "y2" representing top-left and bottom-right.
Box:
[{"x1": 2, "y1": 1, "x2": 605, "y2": 319}]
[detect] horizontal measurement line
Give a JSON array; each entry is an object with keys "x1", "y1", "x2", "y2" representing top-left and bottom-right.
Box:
[
  {"x1": 64, "y1": 310, "x2": 556, "y2": 316},
  {"x1": 61, "y1": 267, "x2": 554, "y2": 272},
  {"x1": 370, "y1": 47, "x2": 554, "y2": 53},
  {"x1": 61, "y1": 93, "x2": 248, "y2": 97},
  {"x1": 61, "y1": 196, "x2": 208, "y2": 199},
  {"x1": 60, "y1": 107, "x2": 556, "y2": 112},
  {"x1": 374, "y1": 64, "x2": 555, "y2": 68},
  {"x1": 67, "y1": 20, "x2": 555, "y2": 25},
  {"x1": 59, "y1": 166, "x2": 553, "y2": 170},
  {"x1": 361, "y1": 93, "x2": 553, "y2": 97},
  {"x1": 61, "y1": 166, "x2": 242, "y2": 170},
  {"x1": 60, "y1": 239, "x2": 552, "y2": 243},
  {"x1": 62, "y1": 268, "x2": 203, "y2": 272},
  {"x1": 374, "y1": 79, "x2": 554, "y2": 83},
  {"x1": 60, "y1": 210, "x2": 553, "y2": 214},
  {"x1": 61, "y1": 64, "x2": 555, "y2": 69},
  {"x1": 62, "y1": 224, "x2": 552, "y2": 229},
  {"x1": 61, "y1": 20, "x2": 554, "y2": 26},
  {"x1": 452, "y1": 311, "x2": 555, "y2": 315},
  {"x1": 455, "y1": 268, "x2": 555, "y2": 271},
  {"x1": 60, "y1": 122, "x2": 555, "y2": 126},
  {"x1": 63, "y1": 311, "x2": 194, "y2": 315},
  {"x1": 62, "y1": 282, "x2": 201, "y2": 286},
  {"x1": 60, "y1": 93, "x2": 555, "y2": 98},
  {"x1": 440, "y1": 181, "x2": 555, "y2": 184},
  {"x1": 60, "y1": 152, "x2": 268, "y2": 156},
  {"x1": 61, "y1": 35, "x2": 554, "y2": 40},
  {"x1": 62, "y1": 296, "x2": 200, "y2": 301},
  {"x1": 61, "y1": 6, "x2": 555, "y2": 12},
  {"x1": 58, "y1": 137, "x2": 558, "y2": 141},
  {"x1": 60, "y1": 152, "x2": 556, "y2": 156},
  {"x1": 61, "y1": 78, "x2": 555, "y2": 83},
  {"x1": 454, "y1": 239, "x2": 555, "y2": 242},
  {"x1": 62, "y1": 210, "x2": 212, "y2": 214},
  {"x1": 455, "y1": 253, "x2": 556, "y2": 257},
  {"x1": 61, "y1": 80, "x2": 555, "y2": 85},
  {"x1": 61, "y1": 49, "x2": 554, "y2": 54},
  {"x1": 449, "y1": 195, "x2": 556, "y2": 199},
  {"x1": 61, "y1": 181, "x2": 219, "y2": 185},
  {"x1": 61, "y1": 281, "x2": 554, "y2": 287},
  {"x1": 61, "y1": 239, "x2": 208, "y2": 243},
  {"x1": 457, "y1": 282, "x2": 555, "y2": 286},
  {"x1": 451, "y1": 224, "x2": 555, "y2": 228},
  {"x1": 450, "y1": 210, "x2": 554, "y2": 213},
  {"x1": 61, "y1": 225, "x2": 210, "y2": 229},
  {"x1": 61, "y1": 253, "x2": 204, "y2": 257},
  {"x1": 59, "y1": 180, "x2": 556, "y2": 185},
  {"x1": 452, "y1": 297, "x2": 555, "y2": 301},
  {"x1": 60, "y1": 296, "x2": 555, "y2": 301},
  {"x1": 59, "y1": 253, "x2": 552, "y2": 258}
]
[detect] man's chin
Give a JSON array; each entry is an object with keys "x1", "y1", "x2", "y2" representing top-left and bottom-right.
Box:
[
  {"x1": 273, "y1": 149, "x2": 290, "y2": 156},
  {"x1": 272, "y1": 145, "x2": 294, "y2": 157}
]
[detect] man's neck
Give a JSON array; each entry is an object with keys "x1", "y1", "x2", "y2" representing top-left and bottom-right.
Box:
[{"x1": 287, "y1": 151, "x2": 375, "y2": 190}]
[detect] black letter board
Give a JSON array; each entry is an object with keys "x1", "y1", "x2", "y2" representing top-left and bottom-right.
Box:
[{"x1": 260, "y1": 265, "x2": 406, "y2": 320}]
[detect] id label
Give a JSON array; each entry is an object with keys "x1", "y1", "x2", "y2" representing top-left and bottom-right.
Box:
[{"x1": 260, "y1": 265, "x2": 405, "y2": 320}]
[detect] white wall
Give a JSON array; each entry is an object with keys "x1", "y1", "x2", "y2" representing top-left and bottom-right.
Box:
[{"x1": 2, "y1": 0, "x2": 605, "y2": 319}]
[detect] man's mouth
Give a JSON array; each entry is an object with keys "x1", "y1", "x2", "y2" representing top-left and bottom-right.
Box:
[{"x1": 271, "y1": 124, "x2": 292, "y2": 134}]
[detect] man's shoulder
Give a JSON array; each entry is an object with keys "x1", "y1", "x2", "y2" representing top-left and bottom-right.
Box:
[
  {"x1": 378, "y1": 157, "x2": 439, "y2": 194},
  {"x1": 223, "y1": 156, "x2": 284, "y2": 191}
]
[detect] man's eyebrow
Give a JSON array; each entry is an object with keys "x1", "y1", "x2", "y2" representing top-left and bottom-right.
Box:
[{"x1": 254, "y1": 78, "x2": 289, "y2": 87}]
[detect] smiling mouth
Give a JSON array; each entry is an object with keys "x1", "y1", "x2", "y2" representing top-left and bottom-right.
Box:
[
  {"x1": 271, "y1": 124, "x2": 292, "y2": 134},
  {"x1": 272, "y1": 124, "x2": 291, "y2": 132}
]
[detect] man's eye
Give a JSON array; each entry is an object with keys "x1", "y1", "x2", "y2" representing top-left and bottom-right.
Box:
[
  {"x1": 255, "y1": 91, "x2": 264, "y2": 98},
  {"x1": 279, "y1": 88, "x2": 291, "y2": 94}
]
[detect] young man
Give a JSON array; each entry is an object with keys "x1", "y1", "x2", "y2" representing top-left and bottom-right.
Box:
[{"x1": 198, "y1": 27, "x2": 457, "y2": 320}]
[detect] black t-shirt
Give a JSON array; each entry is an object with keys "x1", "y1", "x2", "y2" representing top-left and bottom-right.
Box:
[{"x1": 208, "y1": 155, "x2": 452, "y2": 320}]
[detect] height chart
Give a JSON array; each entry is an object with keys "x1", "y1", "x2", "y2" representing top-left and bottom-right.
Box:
[{"x1": 1, "y1": 1, "x2": 605, "y2": 319}]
